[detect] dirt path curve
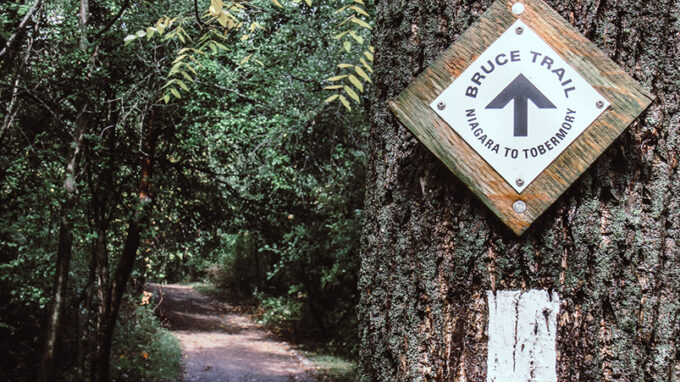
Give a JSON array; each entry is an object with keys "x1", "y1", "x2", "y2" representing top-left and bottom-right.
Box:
[{"x1": 147, "y1": 284, "x2": 314, "y2": 382}]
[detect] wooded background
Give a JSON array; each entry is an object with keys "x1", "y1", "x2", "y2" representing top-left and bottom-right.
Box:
[{"x1": 0, "y1": 0, "x2": 370, "y2": 380}]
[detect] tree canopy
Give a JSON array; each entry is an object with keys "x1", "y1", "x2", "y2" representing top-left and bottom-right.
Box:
[{"x1": 0, "y1": 0, "x2": 372, "y2": 380}]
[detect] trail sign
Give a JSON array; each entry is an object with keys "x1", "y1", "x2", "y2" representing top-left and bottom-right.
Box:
[
  {"x1": 390, "y1": 0, "x2": 653, "y2": 234},
  {"x1": 429, "y1": 19, "x2": 610, "y2": 193}
]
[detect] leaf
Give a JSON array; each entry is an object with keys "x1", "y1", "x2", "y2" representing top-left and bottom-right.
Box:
[
  {"x1": 240, "y1": 53, "x2": 253, "y2": 64},
  {"x1": 360, "y1": 58, "x2": 373, "y2": 73},
  {"x1": 364, "y1": 50, "x2": 373, "y2": 62},
  {"x1": 176, "y1": 80, "x2": 190, "y2": 91},
  {"x1": 354, "y1": 66, "x2": 371, "y2": 83},
  {"x1": 180, "y1": 71, "x2": 194, "y2": 82},
  {"x1": 323, "y1": 85, "x2": 343, "y2": 90},
  {"x1": 210, "y1": 0, "x2": 223, "y2": 16},
  {"x1": 337, "y1": 63, "x2": 353, "y2": 68},
  {"x1": 305, "y1": 0, "x2": 312, "y2": 5},
  {"x1": 271, "y1": 0, "x2": 283, "y2": 8},
  {"x1": 218, "y1": 12, "x2": 229, "y2": 27},
  {"x1": 350, "y1": 17, "x2": 371, "y2": 30},
  {"x1": 136, "y1": 30, "x2": 146, "y2": 38},
  {"x1": 338, "y1": 95, "x2": 351, "y2": 111},
  {"x1": 170, "y1": 88, "x2": 182, "y2": 99},
  {"x1": 155, "y1": 19, "x2": 167, "y2": 34},
  {"x1": 325, "y1": 75, "x2": 347, "y2": 82},
  {"x1": 343, "y1": 40, "x2": 351, "y2": 52},
  {"x1": 349, "y1": 31, "x2": 364, "y2": 44},
  {"x1": 254, "y1": 59, "x2": 264, "y2": 67},
  {"x1": 170, "y1": 62, "x2": 184, "y2": 74},
  {"x1": 353, "y1": 0, "x2": 365, "y2": 4},
  {"x1": 344, "y1": 85, "x2": 360, "y2": 103},
  {"x1": 324, "y1": 94, "x2": 339, "y2": 103},
  {"x1": 161, "y1": 79, "x2": 176, "y2": 89},
  {"x1": 333, "y1": 31, "x2": 349, "y2": 40},
  {"x1": 348, "y1": 75, "x2": 364, "y2": 92},
  {"x1": 334, "y1": 5, "x2": 350, "y2": 14},
  {"x1": 240, "y1": 34, "x2": 250, "y2": 41},
  {"x1": 338, "y1": 15, "x2": 353, "y2": 26},
  {"x1": 173, "y1": 54, "x2": 187, "y2": 63},
  {"x1": 146, "y1": 27, "x2": 156, "y2": 39},
  {"x1": 185, "y1": 64, "x2": 197, "y2": 74},
  {"x1": 124, "y1": 35, "x2": 136, "y2": 44},
  {"x1": 349, "y1": 5, "x2": 369, "y2": 16}
]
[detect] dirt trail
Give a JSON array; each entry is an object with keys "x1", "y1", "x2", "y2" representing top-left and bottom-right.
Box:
[{"x1": 148, "y1": 284, "x2": 314, "y2": 382}]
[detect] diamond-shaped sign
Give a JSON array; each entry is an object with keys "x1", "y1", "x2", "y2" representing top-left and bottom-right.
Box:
[
  {"x1": 390, "y1": 0, "x2": 653, "y2": 234},
  {"x1": 430, "y1": 20, "x2": 610, "y2": 193}
]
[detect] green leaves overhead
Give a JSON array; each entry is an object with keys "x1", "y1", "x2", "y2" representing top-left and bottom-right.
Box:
[
  {"x1": 127, "y1": 0, "x2": 274, "y2": 103},
  {"x1": 325, "y1": 0, "x2": 373, "y2": 111}
]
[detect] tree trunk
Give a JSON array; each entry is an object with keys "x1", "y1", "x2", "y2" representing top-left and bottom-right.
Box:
[
  {"x1": 90, "y1": 109, "x2": 157, "y2": 382},
  {"x1": 359, "y1": 0, "x2": 680, "y2": 381},
  {"x1": 39, "y1": 0, "x2": 91, "y2": 378},
  {"x1": 38, "y1": 103, "x2": 89, "y2": 382}
]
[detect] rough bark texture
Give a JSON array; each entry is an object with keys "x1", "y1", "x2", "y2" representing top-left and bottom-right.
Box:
[{"x1": 359, "y1": 0, "x2": 680, "y2": 381}]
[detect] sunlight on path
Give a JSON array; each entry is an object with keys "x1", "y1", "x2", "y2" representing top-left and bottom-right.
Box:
[{"x1": 148, "y1": 284, "x2": 313, "y2": 382}]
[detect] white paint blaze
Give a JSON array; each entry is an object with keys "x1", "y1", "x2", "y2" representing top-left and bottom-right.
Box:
[{"x1": 486, "y1": 290, "x2": 560, "y2": 382}]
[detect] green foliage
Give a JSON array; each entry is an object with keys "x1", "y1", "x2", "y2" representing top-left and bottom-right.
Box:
[
  {"x1": 0, "y1": 0, "x2": 372, "y2": 379},
  {"x1": 254, "y1": 291, "x2": 304, "y2": 326},
  {"x1": 304, "y1": 352, "x2": 357, "y2": 382},
  {"x1": 209, "y1": 233, "x2": 264, "y2": 299},
  {"x1": 110, "y1": 299, "x2": 183, "y2": 382},
  {"x1": 324, "y1": 0, "x2": 374, "y2": 111},
  {"x1": 139, "y1": 0, "x2": 370, "y2": 355}
]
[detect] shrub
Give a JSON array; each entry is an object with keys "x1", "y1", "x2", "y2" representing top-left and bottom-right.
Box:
[{"x1": 110, "y1": 298, "x2": 182, "y2": 382}]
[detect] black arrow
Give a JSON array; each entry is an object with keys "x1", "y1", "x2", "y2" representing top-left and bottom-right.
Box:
[{"x1": 485, "y1": 74, "x2": 556, "y2": 137}]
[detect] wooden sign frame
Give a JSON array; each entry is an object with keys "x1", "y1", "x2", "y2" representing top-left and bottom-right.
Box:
[{"x1": 389, "y1": 0, "x2": 653, "y2": 235}]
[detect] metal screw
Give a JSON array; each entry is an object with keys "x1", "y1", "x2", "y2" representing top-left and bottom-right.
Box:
[
  {"x1": 596, "y1": 100, "x2": 605, "y2": 109},
  {"x1": 515, "y1": 178, "x2": 525, "y2": 187},
  {"x1": 513, "y1": 200, "x2": 527, "y2": 214},
  {"x1": 512, "y1": 3, "x2": 525, "y2": 15},
  {"x1": 437, "y1": 101, "x2": 446, "y2": 110},
  {"x1": 515, "y1": 26, "x2": 524, "y2": 35}
]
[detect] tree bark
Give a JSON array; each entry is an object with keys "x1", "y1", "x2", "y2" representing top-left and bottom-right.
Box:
[
  {"x1": 38, "y1": 102, "x2": 89, "y2": 382},
  {"x1": 90, "y1": 109, "x2": 157, "y2": 382},
  {"x1": 39, "y1": 0, "x2": 91, "y2": 378},
  {"x1": 359, "y1": 0, "x2": 680, "y2": 381}
]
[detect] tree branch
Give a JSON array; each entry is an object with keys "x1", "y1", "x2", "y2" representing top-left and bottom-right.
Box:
[
  {"x1": 0, "y1": 0, "x2": 43, "y2": 60},
  {"x1": 194, "y1": 0, "x2": 206, "y2": 28},
  {"x1": 93, "y1": 0, "x2": 131, "y2": 40}
]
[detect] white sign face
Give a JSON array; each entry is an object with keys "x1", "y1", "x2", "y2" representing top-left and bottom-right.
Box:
[
  {"x1": 431, "y1": 20, "x2": 609, "y2": 193},
  {"x1": 487, "y1": 290, "x2": 560, "y2": 382}
]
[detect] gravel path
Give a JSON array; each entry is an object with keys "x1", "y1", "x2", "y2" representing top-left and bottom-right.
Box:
[{"x1": 148, "y1": 284, "x2": 314, "y2": 382}]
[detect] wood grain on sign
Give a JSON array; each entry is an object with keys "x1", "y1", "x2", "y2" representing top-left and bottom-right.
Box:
[{"x1": 389, "y1": 0, "x2": 654, "y2": 235}]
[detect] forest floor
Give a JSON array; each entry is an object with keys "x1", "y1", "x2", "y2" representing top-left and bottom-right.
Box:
[{"x1": 147, "y1": 283, "x2": 315, "y2": 382}]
